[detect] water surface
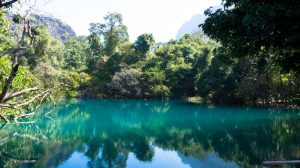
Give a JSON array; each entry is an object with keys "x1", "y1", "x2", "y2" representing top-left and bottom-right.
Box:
[{"x1": 0, "y1": 99, "x2": 299, "y2": 168}]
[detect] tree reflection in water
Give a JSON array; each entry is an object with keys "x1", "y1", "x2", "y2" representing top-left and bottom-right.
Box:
[{"x1": 0, "y1": 99, "x2": 299, "y2": 168}]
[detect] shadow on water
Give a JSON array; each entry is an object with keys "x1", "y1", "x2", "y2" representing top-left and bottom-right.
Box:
[{"x1": 0, "y1": 99, "x2": 299, "y2": 168}]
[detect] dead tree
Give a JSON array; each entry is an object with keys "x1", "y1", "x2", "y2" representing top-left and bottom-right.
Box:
[{"x1": 0, "y1": 1, "x2": 50, "y2": 123}]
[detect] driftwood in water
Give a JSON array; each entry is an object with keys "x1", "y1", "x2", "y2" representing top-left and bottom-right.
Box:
[{"x1": 263, "y1": 160, "x2": 300, "y2": 167}]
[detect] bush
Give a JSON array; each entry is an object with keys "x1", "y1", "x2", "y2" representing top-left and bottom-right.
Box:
[{"x1": 110, "y1": 69, "x2": 142, "y2": 98}]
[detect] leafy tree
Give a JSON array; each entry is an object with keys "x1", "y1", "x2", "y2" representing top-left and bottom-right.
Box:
[
  {"x1": 0, "y1": 10, "x2": 12, "y2": 52},
  {"x1": 201, "y1": 0, "x2": 300, "y2": 73},
  {"x1": 89, "y1": 12, "x2": 129, "y2": 57},
  {"x1": 24, "y1": 26, "x2": 64, "y2": 69},
  {"x1": 110, "y1": 69, "x2": 142, "y2": 98},
  {"x1": 132, "y1": 33, "x2": 155, "y2": 59},
  {"x1": 64, "y1": 36, "x2": 89, "y2": 71},
  {"x1": 0, "y1": 10, "x2": 50, "y2": 123},
  {"x1": 87, "y1": 33, "x2": 103, "y2": 70}
]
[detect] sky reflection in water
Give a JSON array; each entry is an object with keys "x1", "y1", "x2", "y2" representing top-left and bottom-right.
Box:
[{"x1": 0, "y1": 99, "x2": 299, "y2": 168}]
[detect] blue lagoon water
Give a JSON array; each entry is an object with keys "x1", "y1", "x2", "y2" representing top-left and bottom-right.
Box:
[{"x1": 0, "y1": 99, "x2": 299, "y2": 168}]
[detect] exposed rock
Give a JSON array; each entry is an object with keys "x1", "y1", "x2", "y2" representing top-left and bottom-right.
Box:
[
  {"x1": 176, "y1": 5, "x2": 222, "y2": 40},
  {"x1": 7, "y1": 13, "x2": 76, "y2": 42}
]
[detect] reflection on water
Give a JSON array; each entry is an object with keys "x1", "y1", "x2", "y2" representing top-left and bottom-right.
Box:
[{"x1": 0, "y1": 99, "x2": 299, "y2": 168}]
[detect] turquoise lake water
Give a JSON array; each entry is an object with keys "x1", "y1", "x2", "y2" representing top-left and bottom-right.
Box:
[{"x1": 0, "y1": 99, "x2": 299, "y2": 168}]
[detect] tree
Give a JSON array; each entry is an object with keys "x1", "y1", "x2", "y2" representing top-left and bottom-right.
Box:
[
  {"x1": 87, "y1": 33, "x2": 103, "y2": 70},
  {"x1": 110, "y1": 69, "x2": 142, "y2": 98},
  {"x1": 23, "y1": 26, "x2": 65, "y2": 69},
  {"x1": 64, "y1": 36, "x2": 89, "y2": 71},
  {"x1": 132, "y1": 33, "x2": 155, "y2": 58},
  {"x1": 89, "y1": 12, "x2": 129, "y2": 57},
  {"x1": 201, "y1": 0, "x2": 300, "y2": 73},
  {"x1": 0, "y1": 5, "x2": 50, "y2": 123}
]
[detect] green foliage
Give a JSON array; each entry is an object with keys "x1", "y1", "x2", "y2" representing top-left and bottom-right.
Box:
[
  {"x1": 87, "y1": 33, "x2": 103, "y2": 70},
  {"x1": 60, "y1": 71, "x2": 91, "y2": 97},
  {"x1": 0, "y1": 56, "x2": 38, "y2": 92},
  {"x1": 201, "y1": 0, "x2": 300, "y2": 73},
  {"x1": 1, "y1": 9, "x2": 298, "y2": 108},
  {"x1": 110, "y1": 69, "x2": 142, "y2": 98},
  {"x1": 64, "y1": 36, "x2": 89, "y2": 71},
  {"x1": 89, "y1": 12, "x2": 129, "y2": 57},
  {"x1": 133, "y1": 33, "x2": 155, "y2": 58},
  {"x1": 0, "y1": 56, "x2": 39, "y2": 116},
  {"x1": 24, "y1": 26, "x2": 64, "y2": 68},
  {"x1": 0, "y1": 9, "x2": 13, "y2": 52}
]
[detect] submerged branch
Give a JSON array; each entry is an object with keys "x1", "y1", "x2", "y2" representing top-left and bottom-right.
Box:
[
  {"x1": 0, "y1": 151, "x2": 37, "y2": 163},
  {"x1": 14, "y1": 90, "x2": 50, "y2": 123}
]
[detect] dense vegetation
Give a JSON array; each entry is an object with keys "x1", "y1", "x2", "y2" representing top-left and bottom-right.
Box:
[{"x1": 1, "y1": 0, "x2": 300, "y2": 121}]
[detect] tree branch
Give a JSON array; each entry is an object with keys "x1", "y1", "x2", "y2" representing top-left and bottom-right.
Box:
[
  {"x1": 4, "y1": 86, "x2": 40, "y2": 103},
  {"x1": 0, "y1": 151, "x2": 37, "y2": 163},
  {"x1": 0, "y1": 0, "x2": 19, "y2": 8},
  {"x1": 0, "y1": 62, "x2": 19, "y2": 103},
  {"x1": 0, "y1": 113, "x2": 10, "y2": 123},
  {"x1": 0, "y1": 104, "x2": 16, "y2": 108},
  {"x1": 14, "y1": 90, "x2": 50, "y2": 123},
  {"x1": 16, "y1": 90, "x2": 50, "y2": 108},
  {"x1": 0, "y1": 47, "x2": 17, "y2": 58}
]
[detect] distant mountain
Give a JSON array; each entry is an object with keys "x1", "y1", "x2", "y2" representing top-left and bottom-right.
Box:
[
  {"x1": 8, "y1": 13, "x2": 76, "y2": 42},
  {"x1": 176, "y1": 5, "x2": 222, "y2": 39},
  {"x1": 176, "y1": 14, "x2": 206, "y2": 40}
]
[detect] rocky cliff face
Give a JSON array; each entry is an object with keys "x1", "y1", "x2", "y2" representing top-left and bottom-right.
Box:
[
  {"x1": 8, "y1": 13, "x2": 76, "y2": 42},
  {"x1": 176, "y1": 5, "x2": 222, "y2": 40},
  {"x1": 176, "y1": 14, "x2": 206, "y2": 40},
  {"x1": 29, "y1": 14, "x2": 76, "y2": 41}
]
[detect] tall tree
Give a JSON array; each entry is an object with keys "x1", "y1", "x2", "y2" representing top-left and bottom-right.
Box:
[
  {"x1": 133, "y1": 33, "x2": 155, "y2": 58},
  {"x1": 201, "y1": 0, "x2": 300, "y2": 73},
  {"x1": 89, "y1": 12, "x2": 129, "y2": 57}
]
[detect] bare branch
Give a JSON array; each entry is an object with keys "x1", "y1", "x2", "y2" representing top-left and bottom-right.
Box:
[
  {"x1": 44, "y1": 108, "x2": 55, "y2": 116},
  {"x1": 0, "y1": 104, "x2": 16, "y2": 108},
  {"x1": 0, "y1": 151, "x2": 37, "y2": 163},
  {"x1": 0, "y1": 113, "x2": 10, "y2": 123},
  {"x1": 0, "y1": 0, "x2": 19, "y2": 8},
  {"x1": 16, "y1": 90, "x2": 49, "y2": 108},
  {"x1": 4, "y1": 86, "x2": 40, "y2": 102},
  {"x1": 14, "y1": 90, "x2": 50, "y2": 123}
]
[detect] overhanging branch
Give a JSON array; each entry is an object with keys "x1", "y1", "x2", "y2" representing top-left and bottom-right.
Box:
[
  {"x1": 0, "y1": 0, "x2": 19, "y2": 8},
  {"x1": 4, "y1": 86, "x2": 40, "y2": 103}
]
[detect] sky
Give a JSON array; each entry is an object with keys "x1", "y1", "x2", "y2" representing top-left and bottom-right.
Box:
[{"x1": 36, "y1": 0, "x2": 221, "y2": 42}]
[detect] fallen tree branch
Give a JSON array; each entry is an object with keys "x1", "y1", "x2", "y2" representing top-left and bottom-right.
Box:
[
  {"x1": 14, "y1": 90, "x2": 50, "y2": 123},
  {"x1": 44, "y1": 108, "x2": 55, "y2": 116},
  {"x1": 0, "y1": 151, "x2": 37, "y2": 163},
  {"x1": 16, "y1": 90, "x2": 50, "y2": 108},
  {"x1": 13, "y1": 132, "x2": 40, "y2": 142},
  {"x1": 0, "y1": 113, "x2": 10, "y2": 123},
  {"x1": 0, "y1": 104, "x2": 16, "y2": 109},
  {"x1": 4, "y1": 86, "x2": 40, "y2": 103}
]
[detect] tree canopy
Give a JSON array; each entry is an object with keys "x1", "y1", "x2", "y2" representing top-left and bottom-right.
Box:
[{"x1": 201, "y1": 0, "x2": 300, "y2": 73}]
